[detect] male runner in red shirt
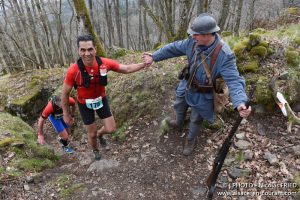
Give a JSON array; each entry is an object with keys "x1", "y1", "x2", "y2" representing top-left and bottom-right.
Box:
[{"x1": 61, "y1": 35, "x2": 149, "y2": 160}]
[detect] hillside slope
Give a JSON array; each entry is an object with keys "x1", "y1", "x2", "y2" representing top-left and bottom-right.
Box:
[{"x1": 0, "y1": 19, "x2": 300, "y2": 200}]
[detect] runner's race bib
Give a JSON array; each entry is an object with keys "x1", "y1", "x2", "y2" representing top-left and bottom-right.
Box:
[{"x1": 85, "y1": 97, "x2": 103, "y2": 110}]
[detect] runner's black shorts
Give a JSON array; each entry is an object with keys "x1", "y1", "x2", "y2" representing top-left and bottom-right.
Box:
[{"x1": 77, "y1": 96, "x2": 112, "y2": 125}]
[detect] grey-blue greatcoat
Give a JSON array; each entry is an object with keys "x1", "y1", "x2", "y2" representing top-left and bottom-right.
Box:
[{"x1": 152, "y1": 34, "x2": 248, "y2": 123}]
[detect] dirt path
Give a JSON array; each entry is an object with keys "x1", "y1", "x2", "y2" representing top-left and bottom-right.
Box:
[{"x1": 2, "y1": 107, "x2": 299, "y2": 200}]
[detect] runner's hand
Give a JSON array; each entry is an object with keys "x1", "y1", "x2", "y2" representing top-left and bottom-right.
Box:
[
  {"x1": 63, "y1": 114, "x2": 74, "y2": 126},
  {"x1": 37, "y1": 134, "x2": 45, "y2": 145},
  {"x1": 142, "y1": 52, "x2": 153, "y2": 66}
]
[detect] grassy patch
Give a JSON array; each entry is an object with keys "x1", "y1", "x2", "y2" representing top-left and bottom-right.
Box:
[
  {"x1": 0, "y1": 167, "x2": 5, "y2": 175},
  {"x1": 235, "y1": 151, "x2": 245, "y2": 162},
  {"x1": 14, "y1": 158, "x2": 55, "y2": 172},
  {"x1": 50, "y1": 174, "x2": 84, "y2": 199},
  {"x1": 112, "y1": 125, "x2": 127, "y2": 141},
  {"x1": 0, "y1": 112, "x2": 59, "y2": 179},
  {"x1": 60, "y1": 183, "x2": 84, "y2": 199}
]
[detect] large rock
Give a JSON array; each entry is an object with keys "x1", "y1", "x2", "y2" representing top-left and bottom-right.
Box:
[
  {"x1": 1, "y1": 68, "x2": 66, "y2": 122},
  {"x1": 5, "y1": 88, "x2": 52, "y2": 122},
  {"x1": 234, "y1": 140, "x2": 252, "y2": 150}
]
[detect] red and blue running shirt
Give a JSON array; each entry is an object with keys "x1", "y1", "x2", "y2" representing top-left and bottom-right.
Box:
[
  {"x1": 41, "y1": 97, "x2": 75, "y2": 119},
  {"x1": 64, "y1": 57, "x2": 120, "y2": 104}
]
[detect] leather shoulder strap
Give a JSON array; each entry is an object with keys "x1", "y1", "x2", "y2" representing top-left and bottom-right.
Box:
[{"x1": 210, "y1": 42, "x2": 223, "y2": 72}]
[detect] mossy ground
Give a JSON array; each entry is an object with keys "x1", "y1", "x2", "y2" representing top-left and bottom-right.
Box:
[
  {"x1": 106, "y1": 53, "x2": 182, "y2": 140},
  {"x1": 48, "y1": 174, "x2": 84, "y2": 199},
  {"x1": 0, "y1": 112, "x2": 59, "y2": 180},
  {"x1": 223, "y1": 23, "x2": 300, "y2": 112}
]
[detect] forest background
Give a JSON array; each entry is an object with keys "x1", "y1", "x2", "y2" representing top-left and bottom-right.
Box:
[{"x1": 0, "y1": 0, "x2": 299, "y2": 74}]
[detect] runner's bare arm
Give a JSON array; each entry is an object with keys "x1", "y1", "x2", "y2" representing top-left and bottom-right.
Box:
[
  {"x1": 37, "y1": 116, "x2": 45, "y2": 145},
  {"x1": 61, "y1": 84, "x2": 74, "y2": 125},
  {"x1": 70, "y1": 104, "x2": 76, "y2": 117},
  {"x1": 117, "y1": 63, "x2": 147, "y2": 74}
]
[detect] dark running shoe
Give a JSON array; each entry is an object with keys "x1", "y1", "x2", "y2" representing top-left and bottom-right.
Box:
[
  {"x1": 93, "y1": 149, "x2": 101, "y2": 161},
  {"x1": 98, "y1": 136, "x2": 107, "y2": 147},
  {"x1": 62, "y1": 146, "x2": 75, "y2": 154}
]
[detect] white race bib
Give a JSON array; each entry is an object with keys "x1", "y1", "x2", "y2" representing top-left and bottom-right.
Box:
[{"x1": 85, "y1": 97, "x2": 103, "y2": 110}]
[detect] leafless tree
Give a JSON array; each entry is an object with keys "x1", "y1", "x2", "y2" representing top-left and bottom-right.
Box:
[
  {"x1": 73, "y1": 0, "x2": 106, "y2": 57},
  {"x1": 234, "y1": 0, "x2": 244, "y2": 34}
]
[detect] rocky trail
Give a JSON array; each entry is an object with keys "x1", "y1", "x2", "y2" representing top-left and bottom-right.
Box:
[
  {"x1": 1, "y1": 17, "x2": 299, "y2": 200},
  {"x1": 1, "y1": 99, "x2": 300, "y2": 200}
]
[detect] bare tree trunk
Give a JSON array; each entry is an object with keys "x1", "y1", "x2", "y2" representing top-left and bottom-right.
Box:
[
  {"x1": 103, "y1": 0, "x2": 114, "y2": 46},
  {"x1": 141, "y1": 0, "x2": 171, "y2": 42},
  {"x1": 197, "y1": 0, "x2": 206, "y2": 14},
  {"x1": 204, "y1": 0, "x2": 209, "y2": 12},
  {"x1": 10, "y1": 0, "x2": 32, "y2": 66},
  {"x1": 129, "y1": 34, "x2": 137, "y2": 51},
  {"x1": 142, "y1": 0, "x2": 194, "y2": 43},
  {"x1": 88, "y1": 0, "x2": 94, "y2": 23},
  {"x1": 172, "y1": 0, "x2": 176, "y2": 28},
  {"x1": 234, "y1": 0, "x2": 244, "y2": 35},
  {"x1": 57, "y1": 0, "x2": 67, "y2": 65},
  {"x1": 1, "y1": 0, "x2": 7, "y2": 29},
  {"x1": 174, "y1": 0, "x2": 194, "y2": 40},
  {"x1": 0, "y1": 52, "x2": 8, "y2": 74},
  {"x1": 143, "y1": 7, "x2": 150, "y2": 50},
  {"x1": 113, "y1": 0, "x2": 124, "y2": 47},
  {"x1": 218, "y1": 0, "x2": 231, "y2": 31},
  {"x1": 0, "y1": 38, "x2": 8, "y2": 74},
  {"x1": 126, "y1": 0, "x2": 129, "y2": 49},
  {"x1": 164, "y1": 0, "x2": 174, "y2": 35},
  {"x1": 138, "y1": 0, "x2": 144, "y2": 50},
  {"x1": 73, "y1": 0, "x2": 106, "y2": 57},
  {"x1": 67, "y1": 0, "x2": 76, "y2": 61},
  {"x1": 248, "y1": 0, "x2": 257, "y2": 31},
  {"x1": 23, "y1": 0, "x2": 42, "y2": 68},
  {"x1": 3, "y1": 30, "x2": 39, "y2": 67}
]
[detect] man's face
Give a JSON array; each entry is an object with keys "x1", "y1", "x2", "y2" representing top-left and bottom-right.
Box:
[
  {"x1": 192, "y1": 34, "x2": 211, "y2": 46},
  {"x1": 78, "y1": 41, "x2": 96, "y2": 66}
]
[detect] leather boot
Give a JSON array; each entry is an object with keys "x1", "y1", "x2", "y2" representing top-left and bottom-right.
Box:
[
  {"x1": 183, "y1": 138, "x2": 197, "y2": 156},
  {"x1": 165, "y1": 117, "x2": 182, "y2": 131}
]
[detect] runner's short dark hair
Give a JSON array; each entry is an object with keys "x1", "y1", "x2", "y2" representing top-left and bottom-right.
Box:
[{"x1": 77, "y1": 35, "x2": 94, "y2": 47}]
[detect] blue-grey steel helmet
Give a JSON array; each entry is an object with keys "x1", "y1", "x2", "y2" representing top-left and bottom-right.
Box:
[{"x1": 187, "y1": 13, "x2": 220, "y2": 35}]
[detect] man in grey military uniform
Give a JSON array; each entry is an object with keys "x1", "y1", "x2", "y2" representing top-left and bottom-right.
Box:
[{"x1": 143, "y1": 13, "x2": 251, "y2": 156}]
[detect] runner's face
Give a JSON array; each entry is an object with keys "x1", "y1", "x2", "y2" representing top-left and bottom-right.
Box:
[{"x1": 78, "y1": 41, "x2": 96, "y2": 66}]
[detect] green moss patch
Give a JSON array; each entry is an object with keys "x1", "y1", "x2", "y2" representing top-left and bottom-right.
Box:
[
  {"x1": 293, "y1": 36, "x2": 300, "y2": 46},
  {"x1": 221, "y1": 31, "x2": 232, "y2": 37},
  {"x1": 233, "y1": 41, "x2": 247, "y2": 60},
  {"x1": 250, "y1": 46, "x2": 268, "y2": 58},
  {"x1": 287, "y1": 7, "x2": 298, "y2": 15},
  {"x1": 254, "y1": 77, "x2": 276, "y2": 112},
  {"x1": 239, "y1": 61, "x2": 259, "y2": 73},
  {"x1": 15, "y1": 158, "x2": 55, "y2": 172},
  {"x1": 252, "y1": 28, "x2": 267, "y2": 34},
  {"x1": 0, "y1": 112, "x2": 59, "y2": 179},
  {"x1": 248, "y1": 33, "x2": 262, "y2": 47},
  {"x1": 285, "y1": 49, "x2": 300, "y2": 67},
  {"x1": 50, "y1": 174, "x2": 85, "y2": 199}
]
